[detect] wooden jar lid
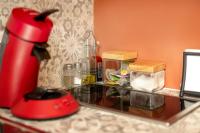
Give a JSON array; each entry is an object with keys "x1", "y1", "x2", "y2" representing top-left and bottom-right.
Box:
[
  {"x1": 129, "y1": 60, "x2": 166, "y2": 73},
  {"x1": 102, "y1": 51, "x2": 137, "y2": 60}
]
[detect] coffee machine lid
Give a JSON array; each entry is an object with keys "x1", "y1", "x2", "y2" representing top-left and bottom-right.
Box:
[{"x1": 6, "y1": 7, "x2": 55, "y2": 42}]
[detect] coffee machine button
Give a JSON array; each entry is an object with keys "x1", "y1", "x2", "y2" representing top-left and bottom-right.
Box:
[
  {"x1": 62, "y1": 99, "x2": 70, "y2": 106},
  {"x1": 54, "y1": 103, "x2": 62, "y2": 109}
]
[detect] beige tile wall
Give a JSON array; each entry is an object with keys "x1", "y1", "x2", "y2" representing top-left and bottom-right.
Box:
[{"x1": 0, "y1": 0, "x2": 93, "y2": 88}]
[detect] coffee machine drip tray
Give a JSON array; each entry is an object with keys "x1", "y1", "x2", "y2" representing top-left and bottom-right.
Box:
[{"x1": 69, "y1": 84, "x2": 200, "y2": 126}]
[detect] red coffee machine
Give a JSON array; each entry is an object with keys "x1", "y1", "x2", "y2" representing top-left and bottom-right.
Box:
[
  {"x1": 0, "y1": 7, "x2": 79, "y2": 120},
  {"x1": 0, "y1": 7, "x2": 58, "y2": 108}
]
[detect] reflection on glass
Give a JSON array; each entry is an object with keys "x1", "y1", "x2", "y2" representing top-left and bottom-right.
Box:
[
  {"x1": 180, "y1": 99, "x2": 196, "y2": 110},
  {"x1": 130, "y1": 91, "x2": 165, "y2": 110},
  {"x1": 0, "y1": 122, "x2": 31, "y2": 133},
  {"x1": 70, "y1": 84, "x2": 198, "y2": 123}
]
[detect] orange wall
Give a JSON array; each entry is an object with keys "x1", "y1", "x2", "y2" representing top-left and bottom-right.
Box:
[{"x1": 94, "y1": 0, "x2": 200, "y2": 89}]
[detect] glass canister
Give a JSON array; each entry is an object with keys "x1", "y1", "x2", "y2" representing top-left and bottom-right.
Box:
[
  {"x1": 129, "y1": 60, "x2": 166, "y2": 92},
  {"x1": 73, "y1": 62, "x2": 82, "y2": 87},
  {"x1": 102, "y1": 51, "x2": 137, "y2": 86},
  {"x1": 63, "y1": 63, "x2": 74, "y2": 89}
]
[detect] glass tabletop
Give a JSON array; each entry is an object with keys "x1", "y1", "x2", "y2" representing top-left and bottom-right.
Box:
[{"x1": 69, "y1": 84, "x2": 200, "y2": 126}]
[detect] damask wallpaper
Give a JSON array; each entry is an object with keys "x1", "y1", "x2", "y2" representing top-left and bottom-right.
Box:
[{"x1": 0, "y1": 0, "x2": 93, "y2": 88}]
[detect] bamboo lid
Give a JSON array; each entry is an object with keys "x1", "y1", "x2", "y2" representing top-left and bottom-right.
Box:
[
  {"x1": 129, "y1": 60, "x2": 166, "y2": 73},
  {"x1": 102, "y1": 51, "x2": 137, "y2": 60}
]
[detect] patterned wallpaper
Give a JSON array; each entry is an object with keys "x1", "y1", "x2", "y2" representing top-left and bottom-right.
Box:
[{"x1": 0, "y1": 0, "x2": 93, "y2": 88}]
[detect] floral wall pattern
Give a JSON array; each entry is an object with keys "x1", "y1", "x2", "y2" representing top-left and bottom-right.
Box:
[{"x1": 0, "y1": 0, "x2": 93, "y2": 88}]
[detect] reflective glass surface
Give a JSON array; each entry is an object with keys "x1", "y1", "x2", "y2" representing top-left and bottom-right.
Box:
[{"x1": 70, "y1": 84, "x2": 199, "y2": 125}]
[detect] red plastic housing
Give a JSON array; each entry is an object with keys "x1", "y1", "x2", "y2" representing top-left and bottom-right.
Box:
[
  {"x1": 0, "y1": 7, "x2": 53, "y2": 108},
  {"x1": 11, "y1": 92, "x2": 79, "y2": 119},
  {"x1": 7, "y1": 7, "x2": 53, "y2": 42}
]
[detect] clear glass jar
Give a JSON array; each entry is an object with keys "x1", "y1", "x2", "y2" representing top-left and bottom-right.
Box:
[
  {"x1": 63, "y1": 64, "x2": 74, "y2": 89},
  {"x1": 102, "y1": 51, "x2": 137, "y2": 86},
  {"x1": 130, "y1": 71, "x2": 165, "y2": 92},
  {"x1": 73, "y1": 62, "x2": 82, "y2": 87},
  {"x1": 129, "y1": 60, "x2": 165, "y2": 92}
]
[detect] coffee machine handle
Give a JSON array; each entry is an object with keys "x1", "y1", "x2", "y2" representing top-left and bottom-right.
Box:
[
  {"x1": 32, "y1": 43, "x2": 50, "y2": 62},
  {"x1": 34, "y1": 9, "x2": 59, "y2": 21}
]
